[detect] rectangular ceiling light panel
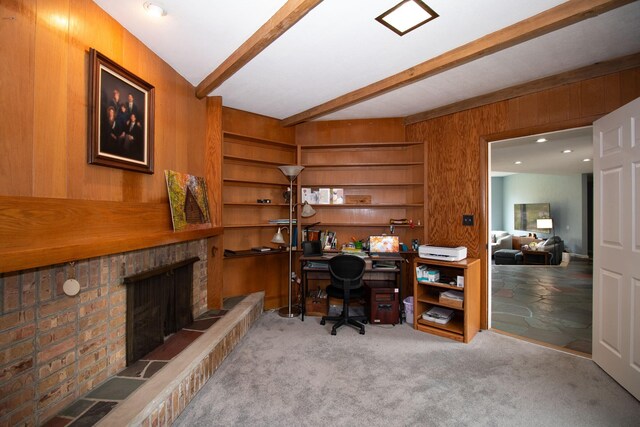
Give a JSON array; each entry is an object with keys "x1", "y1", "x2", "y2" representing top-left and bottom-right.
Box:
[{"x1": 376, "y1": 0, "x2": 439, "y2": 36}]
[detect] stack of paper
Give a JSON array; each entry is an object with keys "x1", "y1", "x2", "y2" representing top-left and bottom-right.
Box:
[
  {"x1": 422, "y1": 307, "x2": 454, "y2": 324},
  {"x1": 341, "y1": 248, "x2": 367, "y2": 258},
  {"x1": 440, "y1": 290, "x2": 463, "y2": 302}
]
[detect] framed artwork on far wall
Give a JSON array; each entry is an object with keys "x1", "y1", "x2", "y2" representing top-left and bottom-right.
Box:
[{"x1": 88, "y1": 48, "x2": 155, "y2": 174}]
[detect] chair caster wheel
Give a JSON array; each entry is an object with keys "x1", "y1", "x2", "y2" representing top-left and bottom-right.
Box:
[
  {"x1": 320, "y1": 319, "x2": 325, "y2": 325},
  {"x1": 359, "y1": 330, "x2": 365, "y2": 335},
  {"x1": 331, "y1": 329, "x2": 336, "y2": 336}
]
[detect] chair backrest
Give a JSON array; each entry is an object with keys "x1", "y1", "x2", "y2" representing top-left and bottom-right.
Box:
[{"x1": 328, "y1": 255, "x2": 366, "y2": 290}]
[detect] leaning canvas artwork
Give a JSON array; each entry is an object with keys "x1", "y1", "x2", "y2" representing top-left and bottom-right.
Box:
[{"x1": 164, "y1": 170, "x2": 212, "y2": 231}]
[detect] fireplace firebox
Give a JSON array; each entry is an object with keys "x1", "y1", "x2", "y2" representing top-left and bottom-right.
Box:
[{"x1": 124, "y1": 257, "x2": 199, "y2": 365}]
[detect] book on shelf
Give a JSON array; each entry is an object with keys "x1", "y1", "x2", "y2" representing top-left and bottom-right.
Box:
[
  {"x1": 251, "y1": 246, "x2": 273, "y2": 252},
  {"x1": 268, "y1": 219, "x2": 297, "y2": 225},
  {"x1": 422, "y1": 307, "x2": 454, "y2": 324}
]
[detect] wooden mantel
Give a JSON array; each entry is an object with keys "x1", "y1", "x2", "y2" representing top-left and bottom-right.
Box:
[{"x1": 0, "y1": 196, "x2": 222, "y2": 273}]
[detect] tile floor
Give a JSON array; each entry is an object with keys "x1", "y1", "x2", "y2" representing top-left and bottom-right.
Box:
[
  {"x1": 491, "y1": 256, "x2": 593, "y2": 354},
  {"x1": 43, "y1": 296, "x2": 245, "y2": 427}
]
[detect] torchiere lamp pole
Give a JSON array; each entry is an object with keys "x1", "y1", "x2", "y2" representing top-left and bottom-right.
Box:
[{"x1": 277, "y1": 165, "x2": 304, "y2": 318}]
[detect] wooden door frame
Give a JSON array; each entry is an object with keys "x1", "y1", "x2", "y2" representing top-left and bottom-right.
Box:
[{"x1": 478, "y1": 117, "x2": 599, "y2": 329}]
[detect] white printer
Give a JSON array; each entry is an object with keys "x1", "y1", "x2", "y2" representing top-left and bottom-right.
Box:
[{"x1": 418, "y1": 245, "x2": 467, "y2": 262}]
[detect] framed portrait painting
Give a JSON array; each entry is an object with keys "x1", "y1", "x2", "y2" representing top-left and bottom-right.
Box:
[{"x1": 88, "y1": 48, "x2": 155, "y2": 174}]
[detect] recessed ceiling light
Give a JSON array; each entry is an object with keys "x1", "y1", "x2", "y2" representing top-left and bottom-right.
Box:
[
  {"x1": 376, "y1": 0, "x2": 439, "y2": 36},
  {"x1": 562, "y1": 149, "x2": 572, "y2": 154},
  {"x1": 144, "y1": 2, "x2": 166, "y2": 17},
  {"x1": 536, "y1": 138, "x2": 548, "y2": 143},
  {"x1": 583, "y1": 158, "x2": 591, "y2": 162},
  {"x1": 514, "y1": 161, "x2": 522, "y2": 165}
]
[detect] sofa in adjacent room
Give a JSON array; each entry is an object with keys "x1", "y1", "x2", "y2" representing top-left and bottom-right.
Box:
[
  {"x1": 537, "y1": 236, "x2": 565, "y2": 265},
  {"x1": 490, "y1": 231, "x2": 513, "y2": 256}
]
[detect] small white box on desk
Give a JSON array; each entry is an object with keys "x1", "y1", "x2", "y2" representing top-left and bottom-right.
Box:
[{"x1": 418, "y1": 245, "x2": 467, "y2": 262}]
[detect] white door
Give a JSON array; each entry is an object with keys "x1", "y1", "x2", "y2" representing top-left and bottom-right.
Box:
[{"x1": 593, "y1": 97, "x2": 640, "y2": 400}]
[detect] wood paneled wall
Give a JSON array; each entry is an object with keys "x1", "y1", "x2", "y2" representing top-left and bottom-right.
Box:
[
  {"x1": 0, "y1": 0, "x2": 206, "y2": 201},
  {"x1": 296, "y1": 118, "x2": 405, "y2": 144},
  {"x1": 0, "y1": 1, "x2": 219, "y2": 273},
  {"x1": 406, "y1": 67, "x2": 640, "y2": 327},
  {"x1": 223, "y1": 107, "x2": 296, "y2": 143}
]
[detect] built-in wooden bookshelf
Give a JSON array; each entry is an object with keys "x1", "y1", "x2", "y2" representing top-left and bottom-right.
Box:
[
  {"x1": 295, "y1": 141, "x2": 424, "y2": 249},
  {"x1": 221, "y1": 120, "x2": 295, "y2": 310},
  {"x1": 222, "y1": 130, "x2": 297, "y2": 253}
]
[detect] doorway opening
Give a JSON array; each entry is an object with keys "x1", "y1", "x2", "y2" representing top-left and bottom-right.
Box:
[{"x1": 488, "y1": 127, "x2": 593, "y2": 355}]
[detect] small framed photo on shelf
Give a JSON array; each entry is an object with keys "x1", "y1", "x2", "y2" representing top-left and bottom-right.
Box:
[
  {"x1": 331, "y1": 188, "x2": 344, "y2": 204},
  {"x1": 318, "y1": 188, "x2": 331, "y2": 204},
  {"x1": 302, "y1": 187, "x2": 320, "y2": 204},
  {"x1": 324, "y1": 231, "x2": 336, "y2": 250}
]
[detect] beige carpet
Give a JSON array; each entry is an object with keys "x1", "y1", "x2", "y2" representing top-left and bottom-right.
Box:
[{"x1": 176, "y1": 310, "x2": 639, "y2": 426}]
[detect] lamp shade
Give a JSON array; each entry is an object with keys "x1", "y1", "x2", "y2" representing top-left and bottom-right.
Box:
[
  {"x1": 271, "y1": 227, "x2": 286, "y2": 245},
  {"x1": 300, "y1": 202, "x2": 316, "y2": 218},
  {"x1": 537, "y1": 218, "x2": 553, "y2": 229},
  {"x1": 278, "y1": 165, "x2": 304, "y2": 180}
]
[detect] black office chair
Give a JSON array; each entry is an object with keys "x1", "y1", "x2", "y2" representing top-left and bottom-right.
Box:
[{"x1": 320, "y1": 255, "x2": 367, "y2": 335}]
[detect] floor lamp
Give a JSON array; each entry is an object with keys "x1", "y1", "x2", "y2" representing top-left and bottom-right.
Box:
[{"x1": 275, "y1": 165, "x2": 305, "y2": 318}]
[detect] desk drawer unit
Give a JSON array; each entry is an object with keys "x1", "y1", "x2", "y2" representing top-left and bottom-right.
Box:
[{"x1": 365, "y1": 281, "x2": 399, "y2": 325}]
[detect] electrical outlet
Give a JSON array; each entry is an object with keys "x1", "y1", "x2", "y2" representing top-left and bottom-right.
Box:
[{"x1": 462, "y1": 214, "x2": 474, "y2": 226}]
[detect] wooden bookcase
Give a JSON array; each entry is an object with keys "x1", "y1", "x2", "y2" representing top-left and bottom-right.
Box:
[
  {"x1": 413, "y1": 257, "x2": 480, "y2": 343},
  {"x1": 222, "y1": 131, "x2": 297, "y2": 251},
  {"x1": 221, "y1": 130, "x2": 296, "y2": 309},
  {"x1": 295, "y1": 141, "x2": 424, "y2": 249}
]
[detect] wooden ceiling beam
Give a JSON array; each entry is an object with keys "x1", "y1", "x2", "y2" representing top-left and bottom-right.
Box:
[
  {"x1": 281, "y1": 0, "x2": 634, "y2": 126},
  {"x1": 195, "y1": 0, "x2": 323, "y2": 99},
  {"x1": 404, "y1": 52, "x2": 640, "y2": 125}
]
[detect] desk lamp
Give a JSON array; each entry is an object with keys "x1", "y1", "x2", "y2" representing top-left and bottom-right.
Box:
[
  {"x1": 271, "y1": 204, "x2": 315, "y2": 247},
  {"x1": 275, "y1": 165, "x2": 312, "y2": 318}
]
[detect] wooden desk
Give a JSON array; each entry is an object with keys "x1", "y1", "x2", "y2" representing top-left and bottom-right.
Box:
[
  {"x1": 299, "y1": 254, "x2": 404, "y2": 322},
  {"x1": 521, "y1": 249, "x2": 551, "y2": 265}
]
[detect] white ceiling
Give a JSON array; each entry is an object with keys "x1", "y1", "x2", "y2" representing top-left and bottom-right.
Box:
[
  {"x1": 93, "y1": 0, "x2": 640, "y2": 122},
  {"x1": 491, "y1": 126, "x2": 593, "y2": 177}
]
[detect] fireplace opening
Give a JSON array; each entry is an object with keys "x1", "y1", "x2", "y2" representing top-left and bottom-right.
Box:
[{"x1": 124, "y1": 257, "x2": 199, "y2": 365}]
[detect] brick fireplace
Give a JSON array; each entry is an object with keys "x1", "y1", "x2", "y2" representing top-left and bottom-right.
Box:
[
  {"x1": 0, "y1": 240, "x2": 208, "y2": 425},
  {"x1": 125, "y1": 257, "x2": 199, "y2": 365}
]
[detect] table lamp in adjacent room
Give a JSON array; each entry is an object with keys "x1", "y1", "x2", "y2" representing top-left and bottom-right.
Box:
[{"x1": 537, "y1": 218, "x2": 554, "y2": 240}]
